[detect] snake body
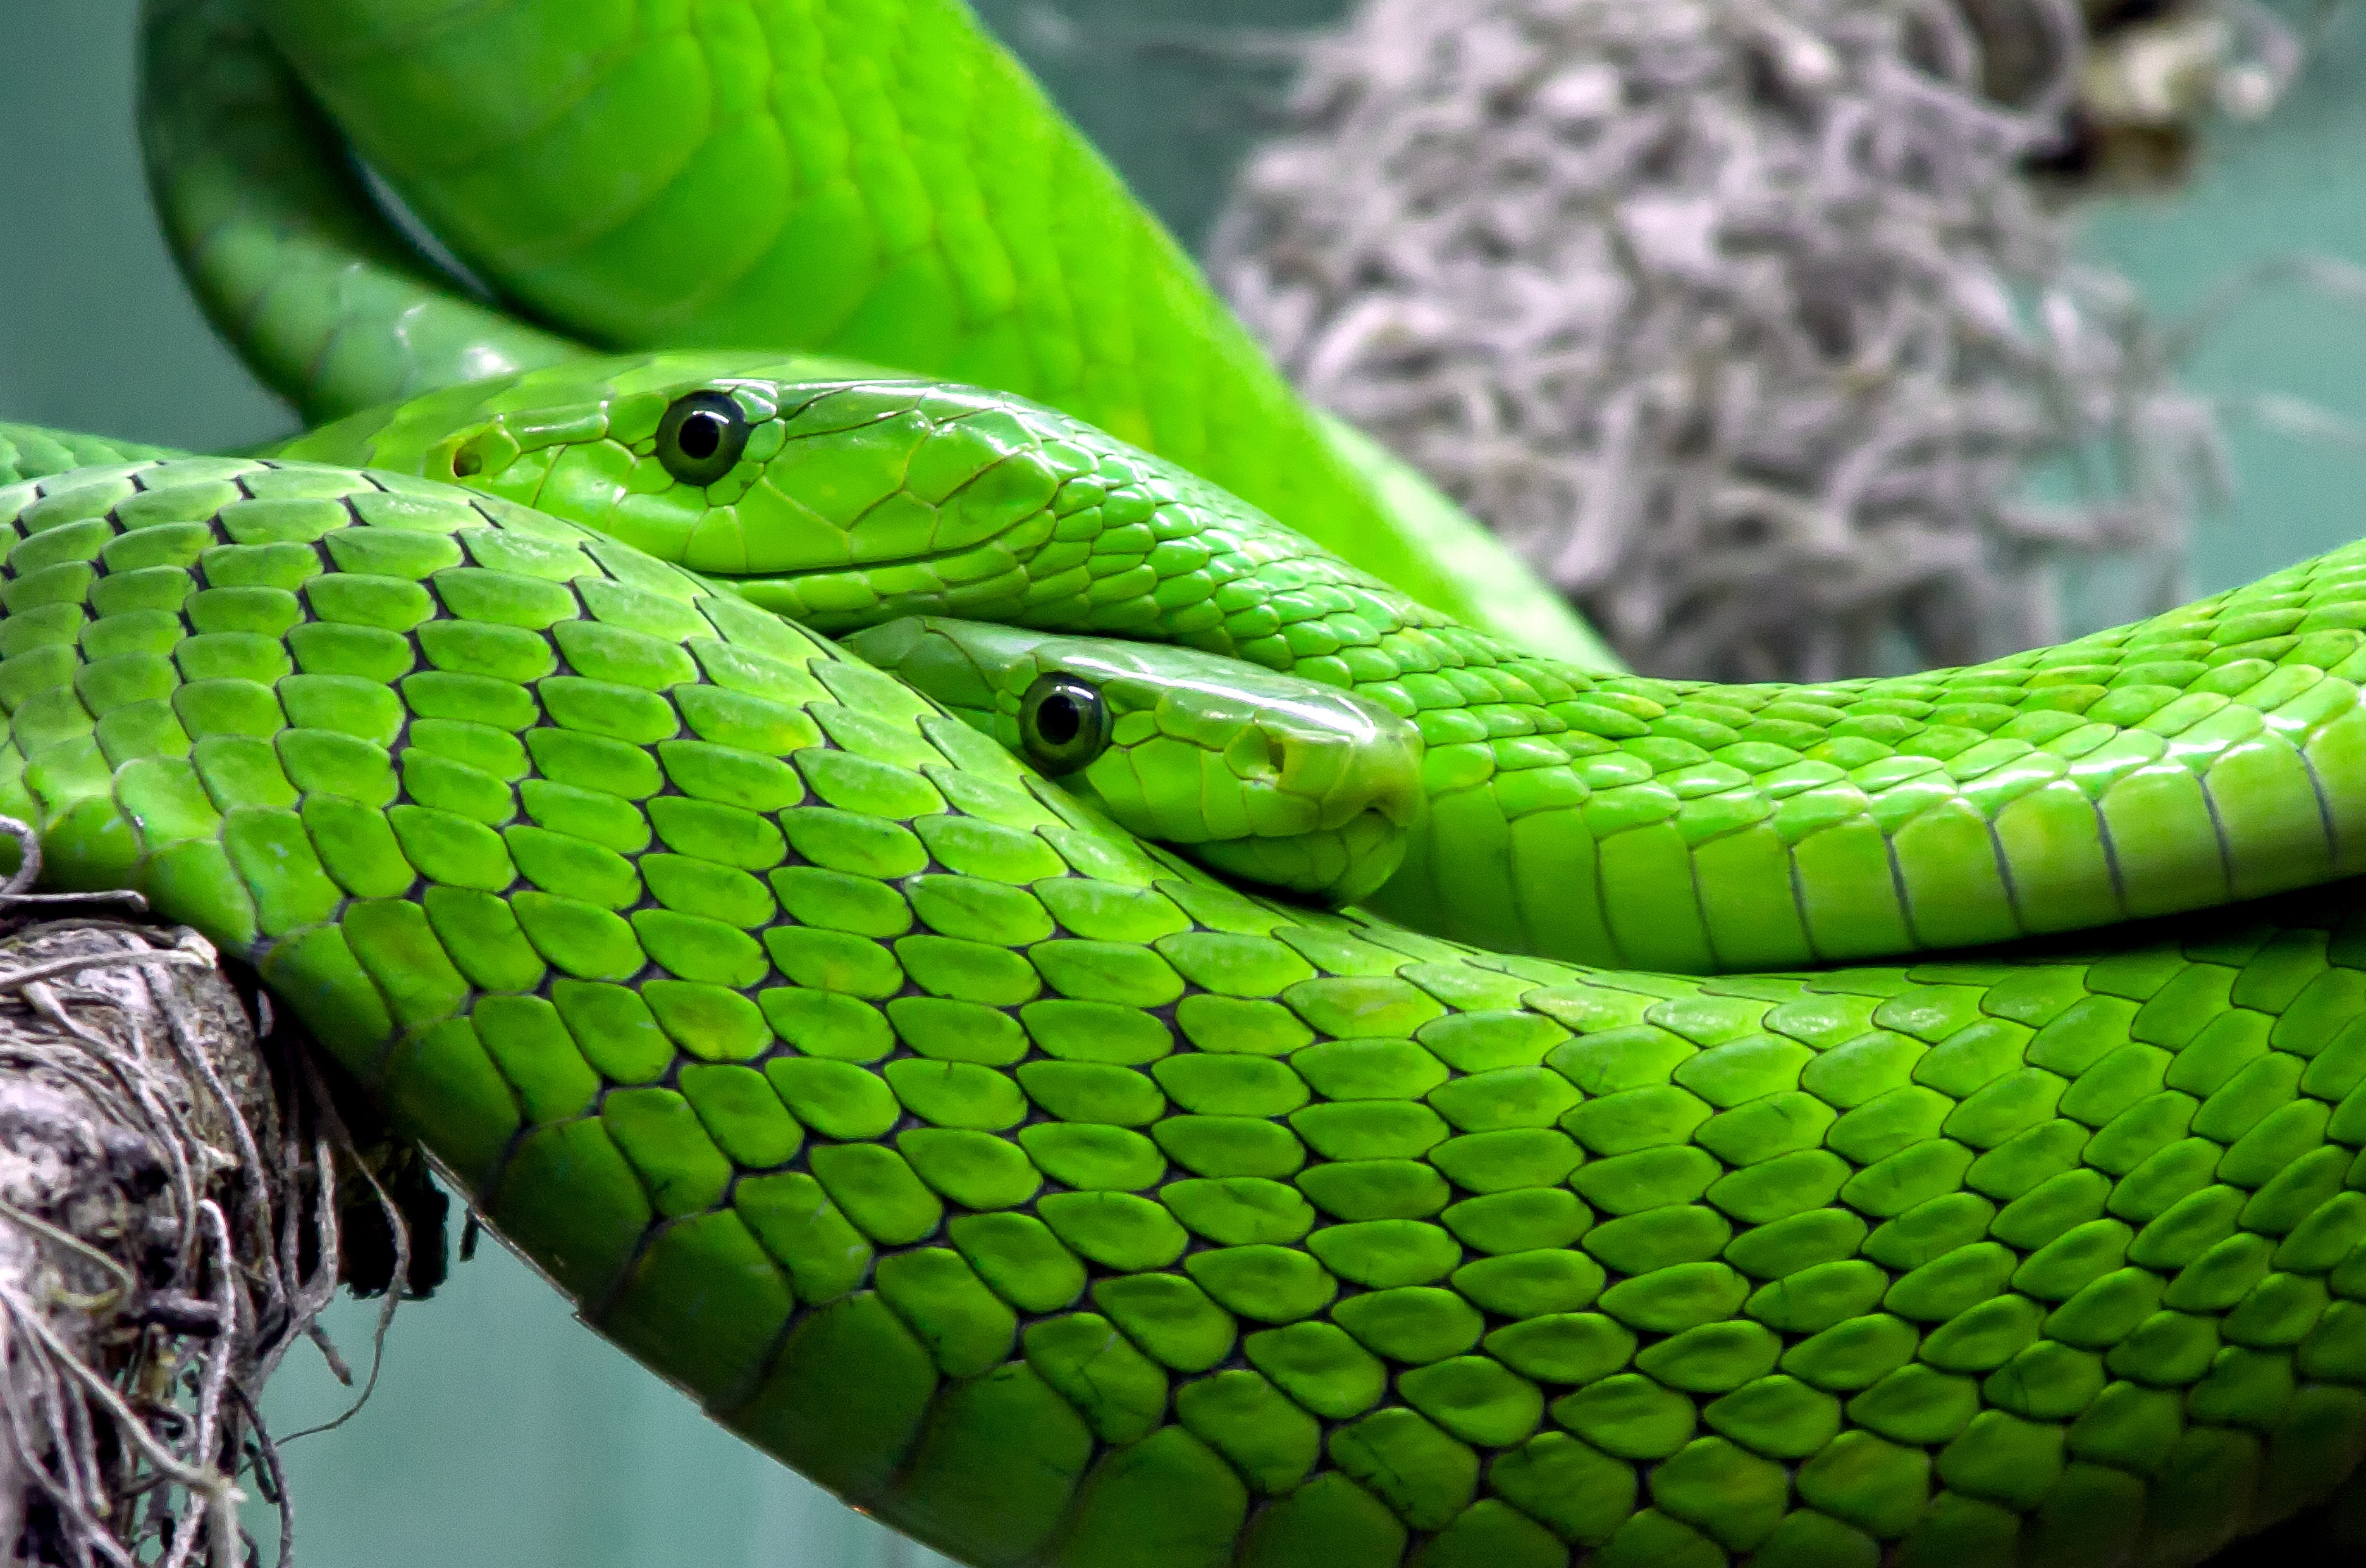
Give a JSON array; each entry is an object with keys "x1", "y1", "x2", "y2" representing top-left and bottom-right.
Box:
[
  {"x1": 3, "y1": 449, "x2": 2366, "y2": 1568},
  {"x1": 135, "y1": 0, "x2": 1617, "y2": 670},
  {"x1": 262, "y1": 357, "x2": 2366, "y2": 980}
]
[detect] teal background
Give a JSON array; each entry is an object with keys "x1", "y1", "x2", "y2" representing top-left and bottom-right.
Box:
[
  {"x1": 2078, "y1": 5, "x2": 2366, "y2": 600},
  {"x1": 1, "y1": 1, "x2": 2363, "y2": 1563}
]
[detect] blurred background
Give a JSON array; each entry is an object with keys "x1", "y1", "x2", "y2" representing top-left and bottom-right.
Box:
[{"x1": 6, "y1": 0, "x2": 2366, "y2": 1562}]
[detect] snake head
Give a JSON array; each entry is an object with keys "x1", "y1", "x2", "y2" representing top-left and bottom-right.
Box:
[
  {"x1": 280, "y1": 355, "x2": 1353, "y2": 662},
  {"x1": 282, "y1": 355, "x2": 1123, "y2": 618},
  {"x1": 847, "y1": 617, "x2": 1427, "y2": 907}
]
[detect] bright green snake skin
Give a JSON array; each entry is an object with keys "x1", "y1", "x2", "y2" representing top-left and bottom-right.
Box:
[
  {"x1": 137, "y1": 0, "x2": 1614, "y2": 669},
  {"x1": 8, "y1": 450, "x2": 2366, "y2": 1568},
  {"x1": 0, "y1": 428, "x2": 180, "y2": 489},
  {"x1": 80, "y1": 0, "x2": 2366, "y2": 1556},
  {"x1": 838, "y1": 615, "x2": 1431, "y2": 908},
  {"x1": 277, "y1": 357, "x2": 2366, "y2": 979}
]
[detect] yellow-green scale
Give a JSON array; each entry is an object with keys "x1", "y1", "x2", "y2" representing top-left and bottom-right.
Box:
[{"x1": 6, "y1": 457, "x2": 2366, "y2": 1567}]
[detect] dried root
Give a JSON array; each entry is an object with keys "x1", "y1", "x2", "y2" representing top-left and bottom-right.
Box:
[
  {"x1": 0, "y1": 820, "x2": 362, "y2": 1567},
  {"x1": 1209, "y1": 0, "x2": 2256, "y2": 679}
]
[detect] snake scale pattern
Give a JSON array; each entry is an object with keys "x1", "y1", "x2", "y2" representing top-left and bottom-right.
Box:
[
  {"x1": 1, "y1": 0, "x2": 2359, "y2": 1560},
  {"x1": 3, "y1": 449, "x2": 2365, "y2": 1567}
]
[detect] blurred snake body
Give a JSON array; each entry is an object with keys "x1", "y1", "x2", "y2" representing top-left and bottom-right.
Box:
[{"x1": 0, "y1": 0, "x2": 2345, "y2": 1561}]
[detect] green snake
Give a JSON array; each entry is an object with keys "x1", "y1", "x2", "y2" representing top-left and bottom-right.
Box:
[
  {"x1": 134, "y1": 0, "x2": 2366, "y2": 975},
  {"x1": 0, "y1": 0, "x2": 2338, "y2": 1561},
  {"x1": 133, "y1": 0, "x2": 1616, "y2": 672},
  {"x1": 8, "y1": 373, "x2": 2366, "y2": 1567},
  {"x1": 269, "y1": 356, "x2": 2366, "y2": 978}
]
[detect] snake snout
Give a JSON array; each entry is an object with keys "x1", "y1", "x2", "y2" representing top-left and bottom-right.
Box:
[
  {"x1": 440, "y1": 430, "x2": 507, "y2": 482},
  {"x1": 1183, "y1": 700, "x2": 1426, "y2": 906},
  {"x1": 1264, "y1": 706, "x2": 1428, "y2": 835}
]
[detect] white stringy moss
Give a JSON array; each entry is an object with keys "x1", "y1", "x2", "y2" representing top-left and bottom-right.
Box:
[
  {"x1": 1209, "y1": 0, "x2": 2233, "y2": 680},
  {"x1": 0, "y1": 822, "x2": 369, "y2": 1568}
]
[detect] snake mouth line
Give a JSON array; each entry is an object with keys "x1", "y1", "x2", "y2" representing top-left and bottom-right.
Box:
[
  {"x1": 693, "y1": 544, "x2": 1033, "y2": 587},
  {"x1": 502, "y1": 454, "x2": 1020, "y2": 587},
  {"x1": 697, "y1": 560, "x2": 929, "y2": 582}
]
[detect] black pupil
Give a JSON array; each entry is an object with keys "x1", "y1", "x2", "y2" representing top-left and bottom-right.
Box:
[
  {"x1": 1037, "y1": 694, "x2": 1082, "y2": 746},
  {"x1": 678, "y1": 411, "x2": 724, "y2": 460}
]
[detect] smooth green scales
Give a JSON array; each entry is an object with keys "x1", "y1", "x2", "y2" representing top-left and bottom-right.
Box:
[
  {"x1": 281, "y1": 357, "x2": 2366, "y2": 977},
  {"x1": 9, "y1": 452, "x2": 2366, "y2": 1568},
  {"x1": 151, "y1": 0, "x2": 2366, "y2": 977},
  {"x1": 88, "y1": 0, "x2": 2366, "y2": 1555},
  {"x1": 139, "y1": 0, "x2": 1615, "y2": 670}
]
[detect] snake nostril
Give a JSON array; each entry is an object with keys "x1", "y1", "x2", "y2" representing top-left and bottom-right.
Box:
[{"x1": 451, "y1": 445, "x2": 483, "y2": 478}]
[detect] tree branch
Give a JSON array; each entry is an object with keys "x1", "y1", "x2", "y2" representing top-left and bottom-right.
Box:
[{"x1": 0, "y1": 820, "x2": 344, "y2": 1567}]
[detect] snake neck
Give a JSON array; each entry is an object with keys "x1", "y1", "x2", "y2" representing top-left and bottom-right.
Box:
[
  {"x1": 681, "y1": 399, "x2": 2366, "y2": 978},
  {"x1": 288, "y1": 366, "x2": 2366, "y2": 975},
  {"x1": 750, "y1": 459, "x2": 2366, "y2": 977}
]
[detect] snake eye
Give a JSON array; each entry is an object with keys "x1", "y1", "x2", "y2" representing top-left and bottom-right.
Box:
[
  {"x1": 1019, "y1": 674, "x2": 1110, "y2": 775},
  {"x1": 656, "y1": 390, "x2": 752, "y2": 486}
]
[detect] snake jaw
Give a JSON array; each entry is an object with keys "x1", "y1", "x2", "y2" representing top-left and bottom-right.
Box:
[{"x1": 1190, "y1": 805, "x2": 1414, "y2": 908}]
